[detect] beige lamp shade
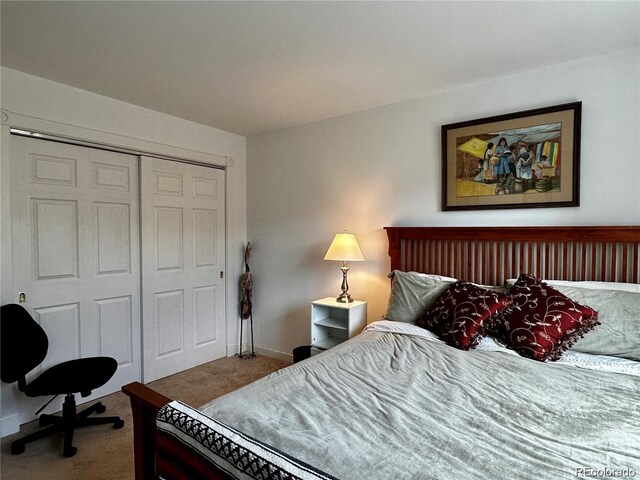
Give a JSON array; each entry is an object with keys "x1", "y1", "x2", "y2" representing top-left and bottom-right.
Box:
[{"x1": 324, "y1": 233, "x2": 364, "y2": 262}]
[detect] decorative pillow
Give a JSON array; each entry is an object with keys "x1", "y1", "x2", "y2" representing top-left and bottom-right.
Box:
[
  {"x1": 550, "y1": 285, "x2": 640, "y2": 361},
  {"x1": 416, "y1": 281, "x2": 512, "y2": 350},
  {"x1": 497, "y1": 274, "x2": 599, "y2": 361},
  {"x1": 383, "y1": 271, "x2": 456, "y2": 323}
]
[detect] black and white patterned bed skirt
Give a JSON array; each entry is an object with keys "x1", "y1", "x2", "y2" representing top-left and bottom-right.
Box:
[{"x1": 157, "y1": 401, "x2": 337, "y2": 480}]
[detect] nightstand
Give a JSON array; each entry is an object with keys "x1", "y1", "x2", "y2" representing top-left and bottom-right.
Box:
[{"x1": 311, "y1": 297, "x2": 367, "y2": 350}]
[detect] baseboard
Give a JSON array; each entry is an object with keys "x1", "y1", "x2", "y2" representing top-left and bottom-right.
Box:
[
  {"x1": 226, "y1": 344, "x2": 292, "y2": 363},
  {"x1": 254, "y1": 346, "x2": 292, "y2": 363},
  {"x1": 0, "y1": 413, "x2": 20, "y2": 438}
]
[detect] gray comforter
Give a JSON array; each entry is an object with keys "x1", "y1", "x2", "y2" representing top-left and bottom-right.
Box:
[{"x1": 201, "y1": 329, "x2": 640, "y2": 480}]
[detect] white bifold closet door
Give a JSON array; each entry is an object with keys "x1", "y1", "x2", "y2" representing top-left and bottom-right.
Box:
[
  {"x1": 141, "y1": 157, "x2": 226, "y2": 382},
  {"x1": 10, "y1": 136, "x2": 141, "y2": 399}
]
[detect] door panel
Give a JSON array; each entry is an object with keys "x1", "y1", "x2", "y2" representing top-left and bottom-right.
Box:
[
  {"x1": 11, "y1": 136, "x2": 140, "y2": 403},
  {"x1": 155, "y1": 207, "x2": 183, "y2": 270},
  {"x1": 94, "y1": 202, "x2": 132, "y2": 275},
  {"x1": 194, "y1": 285, "x2": 217, "y2": 345},
  {"x1": 193, "y1": 209, "x2": 217, "y2": 267},
  {"x1": 31, "y1": 153, "x2": 77, "y2": 186},
  {"x1": 95, "y1": 295, "x2": 134, "y2": 365},
  {"x1": 33, "y1": 303, "x2": 81, "y2": 371},
  {"x1": 31, "y1": 199, "x2": 79, "y2": 279},
  {"x1": 141, "y1": 157, "x2": 226, "y2": 382}
]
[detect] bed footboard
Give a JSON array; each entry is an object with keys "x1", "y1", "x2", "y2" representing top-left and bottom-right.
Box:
[
  {"x1": 122, "y1": 382, "x2": 226, "y2": 480},
  {"x1": 122, "y1": 382, "x2": 171, "y2": 480}
]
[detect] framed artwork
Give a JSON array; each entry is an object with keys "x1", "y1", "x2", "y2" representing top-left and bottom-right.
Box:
[{"x1": 441, "y1": 102, "x2": 581, "y2": 211}]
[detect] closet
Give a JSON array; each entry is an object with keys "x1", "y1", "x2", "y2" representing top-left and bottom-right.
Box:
[{"x1": 9, "y1": 135, "x2": 226, "y2": 397}]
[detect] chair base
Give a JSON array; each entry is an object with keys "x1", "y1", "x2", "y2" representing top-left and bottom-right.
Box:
[{"x1": 11, "y1": 394, "x2": 124, "y2": 457}]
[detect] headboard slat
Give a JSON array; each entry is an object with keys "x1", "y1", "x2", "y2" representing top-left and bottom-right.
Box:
[{"x1": 385, "y1": 226, "x2": 640, "y2": 285}]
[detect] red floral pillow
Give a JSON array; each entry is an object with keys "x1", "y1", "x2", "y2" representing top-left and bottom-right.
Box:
[
  {"x1": 496, "y1": 274, "x2": 600, "y2": 361},
  {"x1": 416, "y1": 281, "x2": 512, "y2": 350}
]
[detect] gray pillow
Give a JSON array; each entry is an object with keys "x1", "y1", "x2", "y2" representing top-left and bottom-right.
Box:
[
  {"x1": 552, "y1": 285, "x2": 640, "y2": 361},
  {"x1": 383, "y1": 271, "x2": 456, "y2": 324}
]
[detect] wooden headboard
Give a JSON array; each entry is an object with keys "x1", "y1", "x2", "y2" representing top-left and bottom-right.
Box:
[{"x1": 385, "y1": 226, "x2": 640, "y2": 286}]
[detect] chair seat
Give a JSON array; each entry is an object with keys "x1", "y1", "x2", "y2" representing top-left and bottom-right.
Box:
[{"x1": 24, "y1": 357, "x2": 117, "y2": 397}]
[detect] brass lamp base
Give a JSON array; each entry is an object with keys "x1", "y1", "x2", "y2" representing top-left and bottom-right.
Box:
[
  {"x1": 336, "y1": 292, "x2": 354, "y2": 303},
  {"x1": 335, "y1": 264, "x2": 355, "y2": 303}
]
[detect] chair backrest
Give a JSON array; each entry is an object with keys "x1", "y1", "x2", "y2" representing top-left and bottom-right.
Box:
[{"x1": 0, "y1": 304, "x2": 49, "y2": 384}]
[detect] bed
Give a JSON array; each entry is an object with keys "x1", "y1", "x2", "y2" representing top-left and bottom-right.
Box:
[{"x1": 123, "y1": 225, "x2": 640, "y2": 480}]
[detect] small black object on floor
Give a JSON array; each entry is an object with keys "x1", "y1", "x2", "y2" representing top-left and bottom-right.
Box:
[{"x1": 293, "y1": 345, "x2": 312, "y2": 363}]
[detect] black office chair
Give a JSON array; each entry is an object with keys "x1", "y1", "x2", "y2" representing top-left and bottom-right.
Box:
[{"x1": 0, "y1": 303, "x2": 124, "y2": 457}]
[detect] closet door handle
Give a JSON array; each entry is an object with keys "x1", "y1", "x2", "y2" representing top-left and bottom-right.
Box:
[{"x1": 18, "y1": 292, "x2": 26, "y2": 303}]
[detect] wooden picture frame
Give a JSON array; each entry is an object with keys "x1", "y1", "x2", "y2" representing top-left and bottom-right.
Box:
[{"x1": 441, "y1": 102, "x2": 581, "y2": 211}]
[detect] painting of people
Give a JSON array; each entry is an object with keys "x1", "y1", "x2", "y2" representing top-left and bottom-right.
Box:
[
  {"x1": 441, "y1": 103, "x2": 581, "y2": 210},
  {"x1": 455, "y1": 122, "x2": 561, "y2": 198}
]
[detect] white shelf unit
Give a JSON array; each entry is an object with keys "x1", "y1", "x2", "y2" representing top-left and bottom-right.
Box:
[{"x1": 311, "y1": 297, "x2": 367, "y2": 351}]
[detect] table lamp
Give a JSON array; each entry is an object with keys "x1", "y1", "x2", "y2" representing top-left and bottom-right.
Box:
[{"x1": 324, "y1": 232, "x2": 364, "y2": 303}]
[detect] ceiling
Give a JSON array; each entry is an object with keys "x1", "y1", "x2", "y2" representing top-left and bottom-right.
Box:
[{"x1": 2, "y1": 1, "x2": 638, "y2": 137}]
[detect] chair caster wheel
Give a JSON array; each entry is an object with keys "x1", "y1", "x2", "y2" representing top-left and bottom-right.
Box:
[
  {"x1": 114, "y1": 419, "x2": 124, "y2": 429},
  {"x1": 11, "y1": 443, "x2": 25, "y2": 455},
  {"x1": 64, "y1": 446, "x2": 78, "y2": 458},
  {"x1": 95, "y1": 403, "x2": 106, "y2": 414}
]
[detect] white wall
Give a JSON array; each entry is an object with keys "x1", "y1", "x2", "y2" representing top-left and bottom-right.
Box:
[
  {"x1": 0, "y1": 67, "x2": 247, "y2": 435},
  {"x1": 247, "y1": 47, "x2": 640, "y2": 358}
]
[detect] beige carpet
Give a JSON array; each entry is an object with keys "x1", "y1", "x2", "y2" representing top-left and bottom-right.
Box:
[{"x1": 1, "y1": 355, "x2": 289, "y2": 480}]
